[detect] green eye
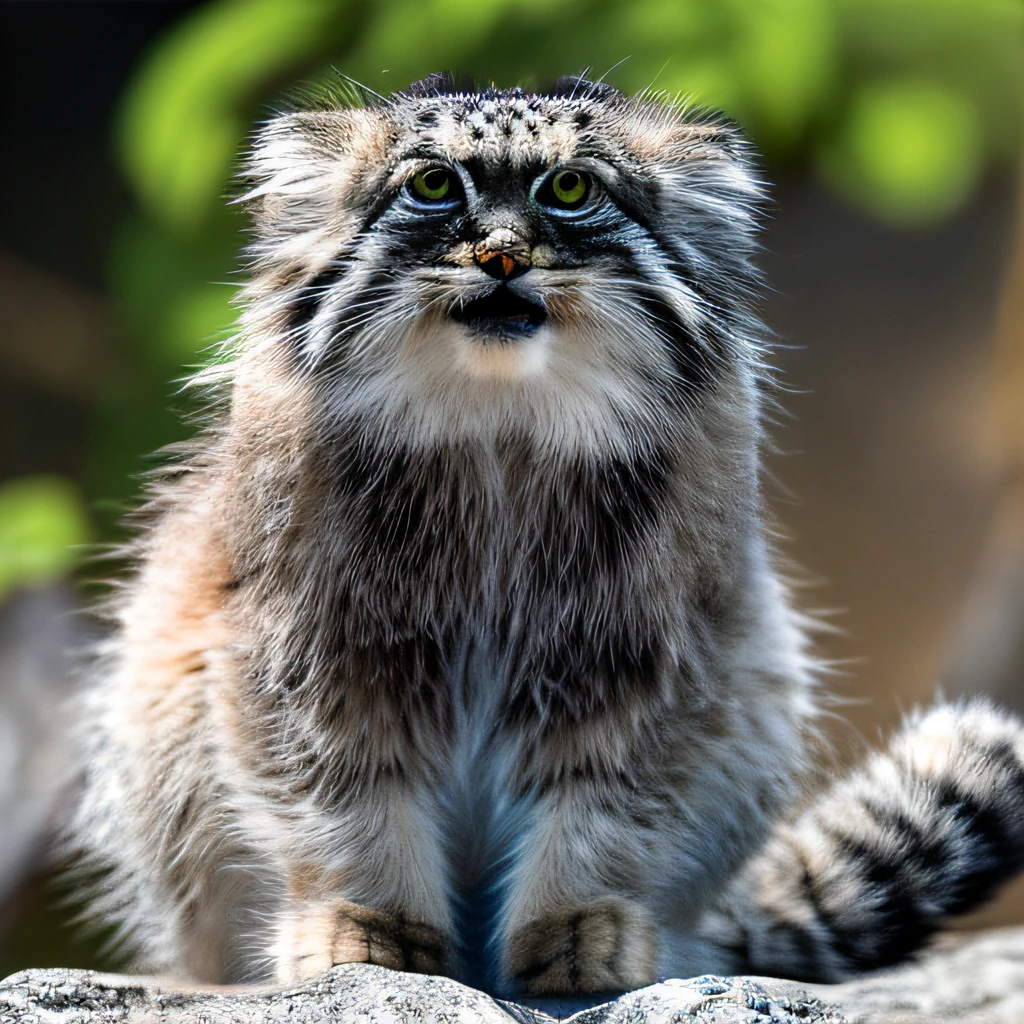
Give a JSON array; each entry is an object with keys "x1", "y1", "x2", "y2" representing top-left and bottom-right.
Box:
[
  {"x1": 550, "y1": 169, "x2": 589, "y2": 208},
  {"x1": 411, "y1": 167, "x2": 452, "y2": 201}
]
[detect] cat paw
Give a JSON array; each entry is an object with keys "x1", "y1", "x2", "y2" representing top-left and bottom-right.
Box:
[
  {"x1": 274, "y1": 899, "x2": 448, "y2": 983},
  {"x1": 332, "y1": 900, "x2": 448, "y2": 974},
  {"x1": 505, "y1": 899, "x2": 657, "y2": 995}
]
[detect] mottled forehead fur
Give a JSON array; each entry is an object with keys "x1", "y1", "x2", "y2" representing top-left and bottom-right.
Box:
[
  {"x1": 394, "y1": 84, "x2": 607, "y2": 167},
  {"x1": 380, "y1": 76, "x2": 700, "y2": 170}
]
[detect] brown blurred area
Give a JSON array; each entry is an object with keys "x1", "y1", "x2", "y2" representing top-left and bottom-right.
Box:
[
  {"x1": 0, "y1": 0, "x2": 1022, "y2": 976},
  {"x1": 766, "y1": 174, "x2": 1015, "y2": 738},
  {"x1": 763, "y1": 172, "x2": 1024, "y2": 926}
]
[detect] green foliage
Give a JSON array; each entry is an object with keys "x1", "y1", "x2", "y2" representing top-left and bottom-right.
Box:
[
  {"x1": 116, "y1": 0, "x2": 1024, "y2": 232},
  {"x1": 119, "y1": 0, "x2": 361, "y2": 229},
  {"x1": 818, "y1": 79, "x2": 982, "y2": 226},
  {"x1": 0, "y1": 476, "x2": 90, "y2": 600}
]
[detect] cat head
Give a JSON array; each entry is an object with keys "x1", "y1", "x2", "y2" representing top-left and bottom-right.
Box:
[{"x1": 237, "y1": 73, "x2": 767, "y2": 448}]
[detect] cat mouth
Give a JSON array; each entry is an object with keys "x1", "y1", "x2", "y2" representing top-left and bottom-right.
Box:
[{"x1": 447, "y1": 287, "x2": 547, "y2": 340}]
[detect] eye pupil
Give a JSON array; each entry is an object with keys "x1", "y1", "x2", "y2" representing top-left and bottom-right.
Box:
[
  {"x1": 412, "y1": 167, "x2": 452, "y2": 201},
  {"x1": 548, "y1": 169, "x2": 589, "y2": 208}
]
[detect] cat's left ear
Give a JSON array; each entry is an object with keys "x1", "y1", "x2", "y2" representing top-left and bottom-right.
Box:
[{"x1": 641, "y1": 104, "x2": 766, "y2": 230}]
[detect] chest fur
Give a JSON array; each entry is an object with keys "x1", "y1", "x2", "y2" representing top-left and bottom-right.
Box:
[{"x1": 227, "y1": 424, "x2": 745, "y2": 738}]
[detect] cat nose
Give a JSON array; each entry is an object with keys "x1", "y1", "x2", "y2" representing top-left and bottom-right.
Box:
[
  {"x1": 473, "y1": 232, "x2": 530, "y2": 280},
  {"x1": 475, "y1": 249, "x2": 528, "y2": 280}
]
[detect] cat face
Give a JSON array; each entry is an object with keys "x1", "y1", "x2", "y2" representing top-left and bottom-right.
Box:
[{"x1": 241, "y1": 75, "x2": 765, "y2": 447}]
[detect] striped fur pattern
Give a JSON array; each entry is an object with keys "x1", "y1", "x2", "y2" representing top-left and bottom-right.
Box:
[
  {"x1": 686, "y1": 701, "x2": 1024, "y2": 982},
  {"x1": 71, "y1": 74, "x2": 1024, "y2": 996}
]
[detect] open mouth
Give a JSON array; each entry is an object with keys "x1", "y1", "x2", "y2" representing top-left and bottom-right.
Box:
[{"x1": 447, "y1": 287, "x2": 547, "y2": 341}]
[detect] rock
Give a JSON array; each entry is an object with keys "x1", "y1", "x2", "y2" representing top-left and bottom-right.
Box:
[
  {"x1": 816, "y1": 926, "x2": 1024, "y2": 1023},
  {"x1": 4, "y1": 928, "x2": 1024, "y2": 1024}
]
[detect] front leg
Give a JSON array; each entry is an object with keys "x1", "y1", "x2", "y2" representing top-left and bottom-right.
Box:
[
  {"x1": 497, "y1": 731, "x2": 664, "y2": 995},
  {"x1": 505, "y1": 894, "x2": 657, "y2": 996},
  {"x1": 268, "y1": 773, "x2": 454, "y2": 984},
  {"x1": 273, "y1": 889, "x2": 449, "y2": 982}
]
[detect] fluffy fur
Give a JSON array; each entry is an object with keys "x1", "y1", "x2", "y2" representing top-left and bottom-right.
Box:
[{"x1": 72, "y1": 74, "x2": 1024, "y2": 996}]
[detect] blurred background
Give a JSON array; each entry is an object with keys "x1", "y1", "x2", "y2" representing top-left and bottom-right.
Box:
[{"x1": 1, "y1": 0, "x2": 1022, "y2": 979}]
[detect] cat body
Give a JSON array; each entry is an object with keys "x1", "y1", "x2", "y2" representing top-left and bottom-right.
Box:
[{"x1": 74, "y1": 76, "x2": 1024, "y2": 996}]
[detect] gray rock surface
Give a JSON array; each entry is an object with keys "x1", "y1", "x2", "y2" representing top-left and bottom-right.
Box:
[{"x1": 4, "y1": 927, "x2": 1024, "y2": 1024}]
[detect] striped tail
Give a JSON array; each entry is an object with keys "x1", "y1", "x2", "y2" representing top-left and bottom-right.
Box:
[{"x1": 699, "y1": 699, "x2": 1024, "y2": 982}]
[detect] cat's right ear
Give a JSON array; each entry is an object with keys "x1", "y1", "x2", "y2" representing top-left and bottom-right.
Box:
[
  {"x1": 236, "y1": 110, "x2": 377, "y2": 246},
  {"x1": 239, "y1": 112, "x2": 348, "y2": 204}
]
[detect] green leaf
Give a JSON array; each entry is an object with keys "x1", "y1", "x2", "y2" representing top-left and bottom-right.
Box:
[
  {"x1": 118, "y1": 0, "x2": 359, "y2": 229},
  {"x1": 0, "y1": 476, "x2": 91, "y2": 600},
  {"x1": 817, "y1": 78, "x2": 982, "y2": 226}
]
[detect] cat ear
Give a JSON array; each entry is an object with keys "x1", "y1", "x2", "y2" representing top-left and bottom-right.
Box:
[
  {"x1": 648, "y1": 107, "x2": 766, "y2": 256},
  {"x1": 239, "y1": 112, "x2": 350, "y2": 204},
  {"x1": 237, "y1": 109, "x2": 378, "y2": 267}
]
